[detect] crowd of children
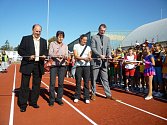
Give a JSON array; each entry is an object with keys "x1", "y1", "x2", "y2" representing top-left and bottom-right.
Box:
[
  {"x1": 65, "y1": 41, "x2": 167, "y2": 101},
  {"x1": 108, "y1": 41, "x2": 167, "y2": 100}
]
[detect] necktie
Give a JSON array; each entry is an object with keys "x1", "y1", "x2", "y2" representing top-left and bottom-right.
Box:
[
  {"x1": 100, "y1": 35, "x2": 103, "y2": 54},
  {"x1": 100, "y1": 35, "x2": 103, "y2": 46}
]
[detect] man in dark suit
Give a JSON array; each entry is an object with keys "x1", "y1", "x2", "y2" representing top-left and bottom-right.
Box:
[
  {"x1": 18, "y1": 24, "x2": 47, "y2": 112},
  {"x1": 91, "y1": 24, "x2": 114, "y2": 100}
]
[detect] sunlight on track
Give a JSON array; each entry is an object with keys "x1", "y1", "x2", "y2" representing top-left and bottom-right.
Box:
[
  {"x1": 64, "y1": 79, "x2": 167, "y2": 121},
  {"x1": 41, "y1": 81, "x2": 98, "y2": 125},
  {"x1": 9, "y1": 65, "x2": 16, "y2": 125}
]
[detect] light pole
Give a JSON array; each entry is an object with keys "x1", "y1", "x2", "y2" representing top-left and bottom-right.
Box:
[{"x1": 47, "y1": 0, "x2": 50, "y2": 48}]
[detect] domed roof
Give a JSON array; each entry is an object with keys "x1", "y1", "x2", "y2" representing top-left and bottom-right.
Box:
[{"x1": 122, "y1": 18, "x2": 167, "y2": 46}]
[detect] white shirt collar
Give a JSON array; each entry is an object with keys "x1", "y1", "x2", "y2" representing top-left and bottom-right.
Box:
[{"x1": 33, "y1": 35, "x2": 40, "y2": 41}]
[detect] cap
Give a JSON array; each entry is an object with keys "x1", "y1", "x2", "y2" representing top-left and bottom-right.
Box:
[
  {"x1": 117, "y1": 47, "x2": 122, "y2": 51},
  {"x1": 135, "y1": 42, "x2": 140, "y2": 46}
]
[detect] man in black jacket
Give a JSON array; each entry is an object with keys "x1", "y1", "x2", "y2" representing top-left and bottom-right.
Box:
[{"x1": 18, "y1": 24, "x2": 47, "y2": 112}]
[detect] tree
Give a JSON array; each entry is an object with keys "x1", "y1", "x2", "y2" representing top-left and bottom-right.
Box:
[
  {"x1": 48, "y1": 36, "x2": 56, "y2": 48},
  {"x1": 48, "y1": 36, "x2": 56, "y2": 43},
  {"x1": 1, "y1": 40, "x2": 10, "y2": 50},
  {"x1": 0, "y1": 40, "x2": 14, "y2": 51},
  {"x1": 5, "y1": 40, "x2": 10, "y2": 49},
  {"x1": 14, "y1": 44, "x2": 19, "y2": 51}
]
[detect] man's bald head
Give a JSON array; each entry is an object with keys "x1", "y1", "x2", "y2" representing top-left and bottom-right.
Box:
[{"x1": 32, "y1": 24, "x2": 42, "y2": 39}]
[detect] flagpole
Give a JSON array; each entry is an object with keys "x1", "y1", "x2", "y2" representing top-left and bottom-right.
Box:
[{"x1": 46, "y1": 0, "x2": 50, "y2": 48}]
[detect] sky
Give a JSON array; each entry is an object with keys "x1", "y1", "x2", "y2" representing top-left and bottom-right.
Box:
[{"x1": 0, "y1": 0, "x2": 167, "y2": 48}]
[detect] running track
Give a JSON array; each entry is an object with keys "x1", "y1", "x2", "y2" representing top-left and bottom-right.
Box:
[{"x1": 0, "y1": 64, "x2": 167, "y2": 125}]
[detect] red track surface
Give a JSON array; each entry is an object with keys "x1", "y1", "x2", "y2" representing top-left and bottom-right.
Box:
[{"x1": 0, "y1": 64, "x2": 167, "y2": 125}]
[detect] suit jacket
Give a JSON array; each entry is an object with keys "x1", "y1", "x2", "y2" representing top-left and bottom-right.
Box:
[
  {"x1": 18, "y1": 35, "x2": 48, "y2": 75},
  {"x1": 91, "y1": 34, "x2": 111, "y2": 68}
]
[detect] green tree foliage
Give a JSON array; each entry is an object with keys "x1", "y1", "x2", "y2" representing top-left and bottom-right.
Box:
[
  {"x1": 14, "y1": 44, "x2": 19, "y2": 51},
  {"x1": 0, "y1": 40, "x2": 14, "y2": 51},
  {"x1": 48, "y1": 36, "x2": 56, "y2": 49}
]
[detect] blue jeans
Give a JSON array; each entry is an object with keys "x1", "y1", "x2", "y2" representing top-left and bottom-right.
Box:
[{"x1": 153, "y1": 67, "x2": 162, "y2": 84}]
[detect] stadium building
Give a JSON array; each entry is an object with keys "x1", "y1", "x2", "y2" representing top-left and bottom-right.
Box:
[
  {"x1": 68, "y1": 18, "x2": 167, "y2": 52},
  {"x1": 68, "y1": 31, "x2": 130, "y2": 52},
  {"x1": 122, "y1": 18, "x2": 167, "y2": 49}
]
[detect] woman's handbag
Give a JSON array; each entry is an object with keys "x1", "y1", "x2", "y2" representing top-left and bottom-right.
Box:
[{"x1": 44, "y1": 59, "x2": 53, "y2": 72}]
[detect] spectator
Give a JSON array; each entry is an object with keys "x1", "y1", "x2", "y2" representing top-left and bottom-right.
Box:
[
  {"x1": 153, "y1": 43, "x2": 165, "y2": 97},
  {"x1": 143, "y1": 44, "x2": 155, "y2": 100},
  {"x1": 113, "y1": 48, "x2": 124, "y2": 86},
  {"x1": 162, "y1": 46, "x2": 167, "y2": 97},
  {"x1": 1, "y1": 50, "x2": 9, "y2": 72},
  {"x1": 124, "y1": 48, "x2": 136, "y2": 91}
]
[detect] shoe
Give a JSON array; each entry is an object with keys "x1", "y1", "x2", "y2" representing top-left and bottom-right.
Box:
[
  {"x1": 85, "y1": 100, "x2": 90, "y2": 104},
  {"x1": 145, "y1": 96, "x2": 153, "y2": 100},
  {"x1": 49, "y1": 102, "x2": 54, "y2": 107},
  {"x1": 20, "y1": 107, "x2": 26, "y2": 112},
  {"x1": 57, "y1": 101, "x2": 64, "y2": 106},
  {"x1": 106, "y1": 96, "x2": 116, "y2": 101},
  {"x1": 125, "y1": 87, "x2": 129, "y2": 91},
  {"x1": 131, "y1": 87, "x2": 135, "y2": 92},
  {"x1": 29, "y1": 104, "x2": 40, "y2": 108},
  {"x1": 91, "y1": 95, "x2": 96, "y2": 101},
  {"x1": 154, "y1": 92, "x2": 164, "y2": 97},
  {"x1": 139, "y1": 88, "x2": 144, "y2": 93},
  {"x1": 152, "y1": 91, "x2": 157, "y2": 96},
  {"x1": 112, "y1": 83, "x2": 116, "y2": 87},
  {"x1": 144, "y1": 88, "x2": 148, "y2": 94},
  {"x1": 74, "y1": 99, "x2": 79, "y2": 103}
]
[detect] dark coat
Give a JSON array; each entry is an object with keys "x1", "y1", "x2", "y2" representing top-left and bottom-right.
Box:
[{"x1": 18, "y1": 35, "x2": 48, "y2": 75}]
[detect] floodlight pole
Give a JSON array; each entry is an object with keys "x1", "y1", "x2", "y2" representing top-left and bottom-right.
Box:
[{"x1": 47, "y1": 0, "x2": 50, "y2": 48}]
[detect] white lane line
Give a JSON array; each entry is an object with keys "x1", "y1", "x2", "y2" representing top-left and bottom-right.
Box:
[
  {"x1": 116, "y1": 100, "x2": 167, "y2": 121},
  {"x1": 9, "y1": 65, "x2": 16, "y2": 125},
  {"x1": 64, "y1": 79, "x2": 167, "y2": 121},
  {"x1": 41, "y1": 81, "x2": 98, "y2": 125}
]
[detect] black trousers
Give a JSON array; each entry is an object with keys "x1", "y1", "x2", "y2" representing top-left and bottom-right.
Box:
[
  {"x1": 18, "y1": 63, "x2": 42, "y2": 108},
  {"x1": 49, "y1": 66, "x2": 66, "y2": 103},
  {"x1": 74, "y1": 66, "x2": 90, "y2": 100}
]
